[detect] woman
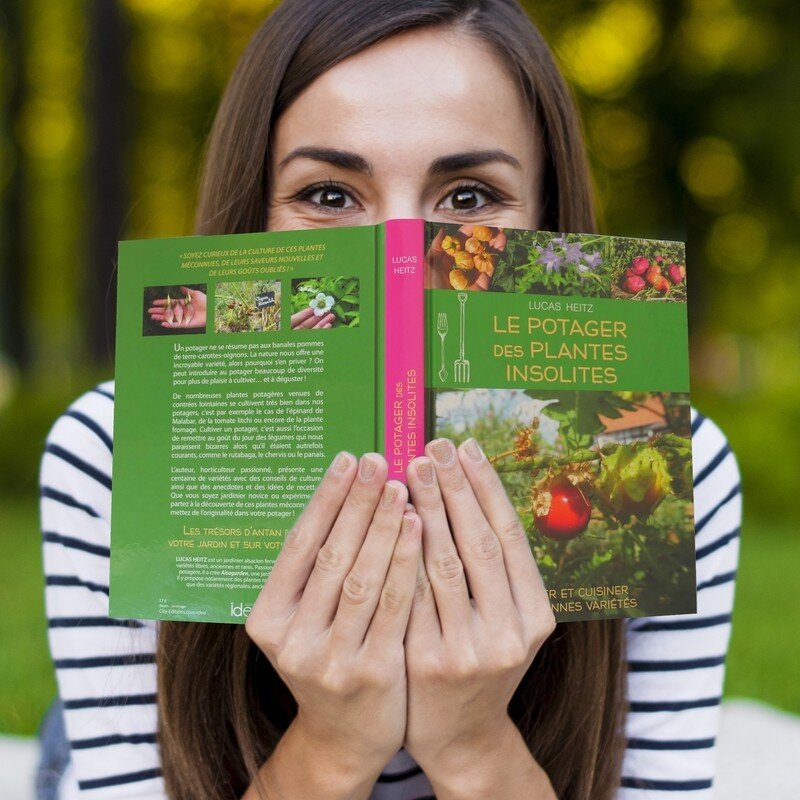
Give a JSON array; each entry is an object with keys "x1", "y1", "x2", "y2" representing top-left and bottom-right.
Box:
[{"x1": 36, "y1": 1, "x2": 742, "y2": 798}]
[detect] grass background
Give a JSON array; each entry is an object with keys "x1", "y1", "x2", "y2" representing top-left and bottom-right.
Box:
[{"x1": 2, "y1": 498, "x2": 796, "y2": 736}]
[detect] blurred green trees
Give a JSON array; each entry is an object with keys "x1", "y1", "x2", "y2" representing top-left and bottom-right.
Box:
[
  {"x1": 0, "y1": 0, "x2": 798, "y2": 517},
  {"x1": 534, "y1": 0, "x2": 800, "y2": 522}
]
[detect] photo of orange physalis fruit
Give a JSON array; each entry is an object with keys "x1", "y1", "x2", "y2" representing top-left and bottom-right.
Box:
[
  {"x1": 474, "y1": 252, "x2": 496, "y2": 275},
  {"x1": 454, "y1": 251, "x2": 475, "y2": 271},
  {"x1": 428, "y1": 223, "x2": 507, "y2": 291},
  {"x1": 442, "y1": 235, "x2": 462, "y2": 256},
  {"x1": 464, "y1": 236, "x2": 485, "y2": 255},
  {"x1": 449, "y1": 269, "x2": 470, "y2": 289}
]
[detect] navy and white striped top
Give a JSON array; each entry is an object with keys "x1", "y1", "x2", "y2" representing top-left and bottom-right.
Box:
[{"x1": 39, "y1": 379, "x2": 741, "y2": 799}]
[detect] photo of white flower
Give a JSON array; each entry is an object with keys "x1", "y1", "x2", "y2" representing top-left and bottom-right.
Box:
[
  {"x1": 309, "y1": 291, "x2": 335, "y2": 316},
  {"x1": 290, "y1": 277, "x2": 360, "y2": 329}
]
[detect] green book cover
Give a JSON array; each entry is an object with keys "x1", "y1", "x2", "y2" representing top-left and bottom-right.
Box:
[
  {"x1": 110, "y1": 219, "x2": 695, "y2": 624},
  {"x1": 424, "y1": 222, "x2": 694, "y2": 622}
]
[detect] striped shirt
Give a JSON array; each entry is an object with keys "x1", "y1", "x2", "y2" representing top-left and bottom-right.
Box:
[{"x1": 40, "y1": 379, "x2": 741, "y2": 799}]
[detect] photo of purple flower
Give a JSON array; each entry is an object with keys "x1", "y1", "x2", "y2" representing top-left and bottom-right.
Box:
[
  {"x1": 536, "y1": 243, "x2": 563, "y2": 274},
  {"x1": 564, "y1": 241, "x2": 586, "y2": 264},
  {"x1": 584, "y1": 251, "x2": 603, "y2": 269}
]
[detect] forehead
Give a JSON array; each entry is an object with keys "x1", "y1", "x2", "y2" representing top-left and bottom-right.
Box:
[{"x1": 272, "y1": 25, "x2": 534, "y2": 167}]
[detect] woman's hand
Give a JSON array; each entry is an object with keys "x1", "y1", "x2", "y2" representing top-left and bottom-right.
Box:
[
  {"x1": 245, "y1": 451, "x2": 421, "y2": 780},
  {"x1": 147, "y1": 286, "x2": 207, "y2": 328},
  {"x1": 291, "y1": 306, "x2": 334, "y2": 329},
  {"x1": 402, "y1": 437, "x2": 557, "y2": 792}
]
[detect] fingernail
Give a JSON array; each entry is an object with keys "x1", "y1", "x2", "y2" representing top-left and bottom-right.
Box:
[
  {"x1": 401, "y1": 514, "x2": 416, "y2": 536},
  {"x1": 332, "y1": 452, "x2": 351, "y2": 473},
  {"x1": 429, "y1": 439, "x2": 454, "y2": 465},
  {"x1": 359, "y1": 455, "x2": 378, "y2": 481},
  {"x1": 380, "y1": 483, "x2": 398, "y2": 508},
  {"x1": 415, "y1": 459, "x2": 434, "y2": 486},
  {"x1": 463, "y1": 438, "x2": 484, "y2": 463}
]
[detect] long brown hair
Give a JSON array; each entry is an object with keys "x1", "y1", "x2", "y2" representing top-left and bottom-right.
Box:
[{"x1": 157, "y1": 2, "x2": 627, "y2": 798}]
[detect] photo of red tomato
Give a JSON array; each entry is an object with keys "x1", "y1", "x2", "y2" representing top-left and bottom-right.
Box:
[{"x1": 534, "y1": 475, "x2": 592, "y2": 541}]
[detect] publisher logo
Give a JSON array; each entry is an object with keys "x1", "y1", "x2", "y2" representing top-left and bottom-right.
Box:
[{"x1": 230, "y1": 602, "x2": 253, "y2": 619}]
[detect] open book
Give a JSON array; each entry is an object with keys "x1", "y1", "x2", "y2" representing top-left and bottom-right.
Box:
[{"x1": 110, "y1": 219, "x2": 695, "y2": 624}]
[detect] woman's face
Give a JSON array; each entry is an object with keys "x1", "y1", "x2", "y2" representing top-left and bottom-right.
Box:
[{"x1": 267, "y1": 25, "x2": 543, "y2": 232}]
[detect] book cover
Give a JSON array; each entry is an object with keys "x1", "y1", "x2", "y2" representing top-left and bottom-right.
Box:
[
  {"x1": 110, "y1": 219, "x2": 694, "y2": 624},
  {"x1": 421, "y1": 221, "x2": 694, "y2": 622}
]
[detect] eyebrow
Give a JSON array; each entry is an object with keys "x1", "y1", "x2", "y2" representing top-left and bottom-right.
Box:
[{"x1": 276, "y1": 147, "x2": 521, "y2": 176}]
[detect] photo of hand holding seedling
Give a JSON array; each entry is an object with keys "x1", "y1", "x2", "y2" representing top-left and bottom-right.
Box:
[
  {"x1": 141, "y1": 284, "x2": 208, "y2": 336},
  {"x1": 147, "y1": 286, "x2": 207, "y2": 328}
]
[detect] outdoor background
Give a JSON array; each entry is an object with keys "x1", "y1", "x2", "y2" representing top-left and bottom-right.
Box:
[{"x1": 0, "y1": 0, "x2": 798, "y2": 736}]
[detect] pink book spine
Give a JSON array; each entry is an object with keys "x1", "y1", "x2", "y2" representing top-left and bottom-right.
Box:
[{"x1": 384, "y1": 219, "x2": 425, "y2": 483}]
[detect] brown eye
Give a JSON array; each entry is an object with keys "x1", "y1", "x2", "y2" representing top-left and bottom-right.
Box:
[
  {"x1": 296, "y1": 181, "x2": 358, "y2": 214},
  {"x1": 439, "y1": 182, "x2": 502, "y2": 216},
  {"x1": 319, "y1": 187, "x2": 346, "y2": 207},
  {"x1": 452, "y1": 188, "x2": 479, "y2": 209}
]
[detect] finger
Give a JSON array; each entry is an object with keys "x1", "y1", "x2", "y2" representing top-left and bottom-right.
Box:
[
  {"x1": 291, "y1": 307, "x2": 314, "y2": 326},
  {"x1": 425, "y1": 439, "x2": 516, "y2": 622},
  {"x1": 489, "y1": 231, "x2": 507, "y2": 251},
  {"x1": 470, "y1": 272, "x2": 491, "y2": 291},
  {"x1": 251, "y1": 451, "x2": 358, "y2": 621},
  {"x1": 405, "y1": 538, "x2": 441, "y2": 649},
  {"x1": 425, "y1": 228, "x2": 457, "y2": 291},
  {"x1": 455, "y1": 438, "x2": 551, "y2": 627},
  {"x1": 293, "y1": 452, "x2": 388, "y2": 634},
  {"x1": 148, "y1": 311, "x2": 166, "y2": 320},
  {"x1": 406, "y1": 456, "x2": 471, "y2": 638},
  {"x1": 299, "y1": 312, "x2": 323, "y2": 329},
  {"x1": 312, "y1": 313, "x2": 334, "y2": 329},
  {"x1": 330, "y1": 479, "x2": 408, "y2": 651},
  {"x1": 151, "y1": 298, "x2": 168, "y2": 307},
  {"x1": 429, "y1": 226, "x2": 446, "y2": 254},
  {"x1": 365, "y1": 513, "x2": 421, "y2": 650}
]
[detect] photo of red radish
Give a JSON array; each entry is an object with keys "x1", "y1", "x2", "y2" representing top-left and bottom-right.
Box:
[
  {"x1": 629, "y1": 256, "x2": 650, "y2": 275},
  {"x1": 623, "y1": 274, "x2": 646, "y2": 293},
  {"x1": 607, "y1": 240, "x2": 686, "y2": 301},
  {"x1": 652, "y1": 275, "x2": 671, "y2": 293},
  {"x1": 667, "y1": 263, "x2": 685, "y2": 285},
  {"x1": 535, "y1": 474, "x2": 592, "y2": 541},
  {"x1": 645, "y1": 264, "x2": 662, "y2": 286}
]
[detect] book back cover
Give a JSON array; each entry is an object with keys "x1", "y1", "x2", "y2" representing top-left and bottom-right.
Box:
[{"x1": 111, "y1": 224, "x2": 380, "y2": 622}]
